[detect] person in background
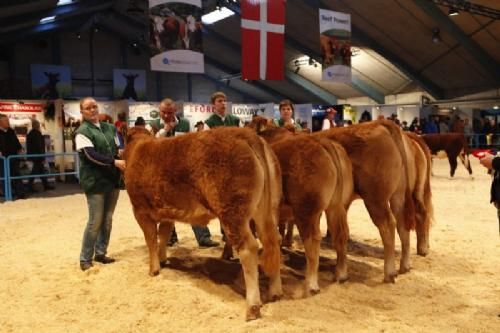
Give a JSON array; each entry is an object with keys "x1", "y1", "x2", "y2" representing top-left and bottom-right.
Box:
[
  {"x1": 75, "y1": 97, "x2": 126, "y2": 271},
  {"x1": 0, "y1": 113, "x2": 27, "y2": 199},
  {"x1": 463, "y1": 118, "x2": 473, "y2": 147},
  {"x1": 155, "y1": 98, "x2": 190, "y2": 138},
  {"x1": 134, "y1": 116, "x2": 146, "y2": 128},
  {"x1": 26, "y1": 119, "x2": 55, "y2": 192},
  {"x1": 274, "y1": 99, "x2": 302, "y2": 130},
  {"x1": 322, "y1": 107, "x2": 337, "y2": 130},
  {"x1": 479, "y1": 153, "x2": 500, "y2": 236},
  {"x1": 205, "y1": 91, "x2": 240, "y2": 128},
  {"x1": 194, "y1": 121, "x2": 205, "y2": 132},
  {"x1": 156, "y1": 97, "x2": 218, "y2": 248}
]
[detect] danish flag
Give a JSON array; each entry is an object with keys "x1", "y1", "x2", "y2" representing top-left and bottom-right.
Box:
[{"x1": 241, "y1": 0, "x2": 286, "y2": 80}]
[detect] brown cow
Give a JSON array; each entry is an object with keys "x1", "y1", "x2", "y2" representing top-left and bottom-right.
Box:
[
  {"x1": 403, "y1": 132, "x2": 434, "y2": 258},
  {"x1": 314, "y1": 120, "x2": 416, "y2": 282},
  {"x1": 421, "y1": 133, "x2": 472, "y2": 178},
  {"x1": 124, "y1": 127, "x2": 282, "y2": 321},
  {"x1": 250, "y1": 117, "x2": 353, "y2": 292}
]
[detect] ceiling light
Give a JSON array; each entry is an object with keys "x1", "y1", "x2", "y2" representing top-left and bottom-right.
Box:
[
  {"x1": 432, "y1": 28, "x2": 442, "y2": 44},
  {"x1": 202, "y1": 7, "x2": 234, "y2": 24},
  {"x1": 40, "y1": 16, "x2": 56, "y2": 24},
  {"x1": 448, "y1": 8, "x2": 459, "y2": 16},
  {"x1": 57, "y1": 0, "x2": 73, "y2": 5},
  {"x1": 494, "y1": 105, "x2": 499, "y2": 110}
]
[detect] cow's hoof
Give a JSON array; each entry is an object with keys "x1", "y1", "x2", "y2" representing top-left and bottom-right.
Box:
[
  {"x1": 269, "y1": 294, "x2": 282, "y2": 302},
  {"x1": 246, "y1": 305, "x2": 261, "y2": 321},
  {"x1": 417, "y1": 249, "x2": 429, "y2": 257},
  {"x1": 310, "y1": 288, "x2": 320, "y2": 295},
  {"x1": 160, "y1": 261, "x2": 168, "y2": 268},
  {"x1": 149, "y1": 270, "x2": 160, "y2": 277},
  {"x1": 399, "y1": 266, "x2": 411, "y2": 274},
  {"x1": 336, "y1": 276, "x2": 349, "y2": 284},
  {"x1": 383, "y1": 274, "x2": 397, "y2": 283}
]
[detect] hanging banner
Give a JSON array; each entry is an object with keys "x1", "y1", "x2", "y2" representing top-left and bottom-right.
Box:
[
  {"x1": 319, "y1": 9, "x2": 351, "y2": 83},
  {"x1": 31, "y1": 64, "x2": 72, "y2": 99},
  {"x1": 294, "y1": 104, "x2": 313, "y2": 133},
  {"x1": 113, "y1": 69, "x2": 147, "y2": 101},
  {"x1": 241, "y1": 0, "x2": 286, "y2": 80},
  {"x1": 149, "y1": 0, "x2": 204, "y2": 73}
]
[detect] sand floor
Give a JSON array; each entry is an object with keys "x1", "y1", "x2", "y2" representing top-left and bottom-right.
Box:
[{"x1": 0, "y1": 158, "x2": 499, "y2": 333}]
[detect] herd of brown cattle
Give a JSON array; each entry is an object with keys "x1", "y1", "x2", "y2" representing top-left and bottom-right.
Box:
[{"x1": 123, "y1": 118, "x2": 472, "y2": 321}]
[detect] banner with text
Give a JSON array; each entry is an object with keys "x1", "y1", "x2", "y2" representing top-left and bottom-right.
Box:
[
  {"x1": 294, "y1": 104, "x2": 313, "y2": 132},
  {"x1": 149, "y1": 0, "x2": 204, "y2": 73},
  {"x1": 319, "y1": 9, "x2": 351, "y2": 83},
  {"x1": 183, "y1": 103, "x2": 215, "y2": 131}
]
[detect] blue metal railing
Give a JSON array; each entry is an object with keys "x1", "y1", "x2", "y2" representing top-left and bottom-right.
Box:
[
  {"x1": 1, "y1": 156, "x2": 8, "y2": 200},
  {"x1": 3, "y1": 152, "x2": 79, "y2": 201}
]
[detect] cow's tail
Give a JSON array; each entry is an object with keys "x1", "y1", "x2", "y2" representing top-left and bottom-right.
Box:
[
  {"x1": 379, "y1": 120, "x2": 416, "y2": 230},
  {"x1": 253, "y1": 138, "x2": 282, "y2": 276}
]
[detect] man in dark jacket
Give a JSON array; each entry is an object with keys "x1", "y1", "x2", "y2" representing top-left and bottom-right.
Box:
[
  {"x1": 0, "y1": 113, "x2": 27, "y2": 199},
  {"x1": 26, "y1": 119, "x2": 54, "y2": 192},
  {"x1": 479, "y1": 153, "x2": 500, "y2": 235}
]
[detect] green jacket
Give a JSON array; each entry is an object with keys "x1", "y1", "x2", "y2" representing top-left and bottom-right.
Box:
[
  {"x1": 205, "y1": 113, "x2": 240, "y2": 128},
  {"x1": 76, "y1": 120, "x2": 120, "y2": 194},
  {"x1": 274, "y1": 118, "x2": 302, "y2": 130},
  {"x1": 156, "y1": 117, "x2": 191, "y2": 137}
]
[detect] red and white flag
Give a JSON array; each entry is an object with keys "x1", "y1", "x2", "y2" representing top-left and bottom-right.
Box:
[{"x1": 241, "y1": 0, "x2": 286, "y2": 80}]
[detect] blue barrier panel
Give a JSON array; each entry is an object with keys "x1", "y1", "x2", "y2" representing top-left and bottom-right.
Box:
[
  {"x1": 4, "y1": 152, "x2": 79, "y2": 201},
  {"x1": 0, "y1": 156, "x2": 9, "y2": 200}
]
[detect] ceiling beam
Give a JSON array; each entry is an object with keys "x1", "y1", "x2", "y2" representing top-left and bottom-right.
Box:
[
  {"x1": 413, "y1": 0, "x2": 500, "y2": 84},
  {"x1": 0, "y1": 0, "x2": 115, "y2": 34},
  {"x1": 201, "y1": 73, "x2": 262, "y2": 103},
  {"x1": 0, "y1": 14, "x2": 94, "y2": 45}
]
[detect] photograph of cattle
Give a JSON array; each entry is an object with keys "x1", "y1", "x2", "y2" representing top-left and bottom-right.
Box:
[
  {"x1": 149, "y1": 3, "x2": 203, "y2": 56},
  {"x1": 113, "y1": 69, "x2": 147, "y2": 101},
  {"x1": 30, "y1": 64, "x2": 72, "y2": 99}
]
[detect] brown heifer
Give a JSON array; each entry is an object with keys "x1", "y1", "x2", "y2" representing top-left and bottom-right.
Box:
[
  {"x1": 314, "y1": 120, "x2": 416, "y2": 282},
  {"x1": 421, "y1": 133, "x2": 472, "y2": 178},
  {"x1": 124, "y1": 127, "x2": 282, "y2": 321},
  {"x1": 403, "y1": 132, "x2": 434, "y2": 258},
  {"x1": 250, "y1": 117, "x2": 353, "y2": 293}
]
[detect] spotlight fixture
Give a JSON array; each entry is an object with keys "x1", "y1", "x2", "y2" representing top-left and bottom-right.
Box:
[
  {"x1": 94, "y1": 26, "x2": 99, "y2": 33},
  {"x1": 448, "y1": 7, "x2": 459, "y2": 16},
  {"x1": 432, "y1": 28, "x2": 442, "y2": 44},
  {"x1": 76, "y1": 32, "x2": 81, "y2": 39}
]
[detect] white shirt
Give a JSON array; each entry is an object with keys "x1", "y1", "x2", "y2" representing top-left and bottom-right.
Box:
[
  {"x1": 155, "y1": 117, "x2": 180, "y2": 138},
  {"x1": 322, "y1": 118, "x2": 336, "y2": 130},
  {"x1": 75, "y1": 123, "x2": 120, "y2": 151}
]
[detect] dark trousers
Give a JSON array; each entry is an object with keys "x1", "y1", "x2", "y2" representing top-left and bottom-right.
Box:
[
  {"x1": 170, "y1": 225, "x2": 212, "y2": 245},
  {"x1": 28, "y1": 160, "x2": 49, "y2": 188},
  {"x1": 9, "y1": 159, "x2": 25, "y2": 196}
]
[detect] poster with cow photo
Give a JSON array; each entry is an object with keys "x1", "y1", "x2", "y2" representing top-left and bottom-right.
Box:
[
  {"x1": 149, "y1": 0, "x2": 204, "y2": 73},
  {"x1": 113, "y1": 69, "x2": 146, "y2": 101},
  {"x1": 319, "y1": 9, "x2": 352, "y2": 83},
  {"x1": 31, "y1": 64, "x2": 72, "y2": 99}
]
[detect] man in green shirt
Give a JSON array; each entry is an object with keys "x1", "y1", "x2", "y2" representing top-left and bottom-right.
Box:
[
  {"x1": 156, "y1": 98, "x2": 218, "y2": 248},
  {"x1": 205, "y1": 91, "x2": 240, "y2": 129}
]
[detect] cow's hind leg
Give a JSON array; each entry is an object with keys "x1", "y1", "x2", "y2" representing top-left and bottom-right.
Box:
[
  {"x1": 134, "y1": 210, "x2": 161, "y2": 276},
  {"x1": 295, "y1": 211, "x2": 322, "y2": 296},
  {"x1": 325, "y1": 204, "x2": 349, "y2": 283},
  {"x1": 224, "y1": 219, "x2": 262, "y2": 321},
  {"x1": 364, "y1": 200, "x2": 398, "y2": 283},
  {"x1": 390, "y1": 196, "x2": 412, "y2": 274},
  {"x1": 158, "y1": 220, "x2": 175, "y2": 267},
  {"x1": 449, "y1": 156, "x2": 458, "y2": 178}
]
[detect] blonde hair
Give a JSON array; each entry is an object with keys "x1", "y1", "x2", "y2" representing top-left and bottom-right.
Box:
[
  {"x1": 79, "y1": 97, "x2": 96, "y2": 110},
  {"x1": 210, "y1": 91, "x2": 227, "y2": 104},
  {"x1": 160, "y1": 98, "x2": 175, "y2": 108}
]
